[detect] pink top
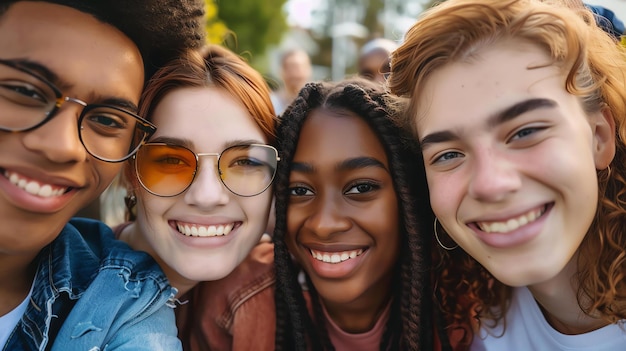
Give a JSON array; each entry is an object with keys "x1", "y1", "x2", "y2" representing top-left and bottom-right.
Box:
[{"x1": 323, "y1": 301, "x2": 392, "y2": 351}]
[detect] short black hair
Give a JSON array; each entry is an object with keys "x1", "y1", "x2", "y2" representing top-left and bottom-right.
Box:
[{"x1": 0, "y1": 0, "x2": 206, "y2": 80}]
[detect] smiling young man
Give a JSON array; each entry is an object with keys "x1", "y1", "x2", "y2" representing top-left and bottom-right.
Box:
[
  {"x1": 388, "y1": 0, "x2": 626, "y2": 349},
  {"x1": 0, "y1": 0, "x2": 204, "y2": 349}
]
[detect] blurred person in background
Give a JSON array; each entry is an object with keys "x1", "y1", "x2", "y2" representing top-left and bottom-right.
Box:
[
  {"x1": 271, "y1": 48, "x2": 312, "y2": 116},
  {"x1": 357, "y1": 38, "x2": 398, "y2": 84}
]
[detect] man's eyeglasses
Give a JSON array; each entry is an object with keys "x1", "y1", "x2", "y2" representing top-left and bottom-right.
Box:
[
  {"x1": 0, "y1": 59, "x2": 156, "y2": 162},
  {"x1": 134, "y1": 143, "x2": 280, "y2": 197}
]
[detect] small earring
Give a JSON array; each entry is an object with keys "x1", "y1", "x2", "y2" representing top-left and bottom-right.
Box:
[
  {"x1": 434, "y1": 217, "x2": 458, "y2": 251},
  {"x1": 124, "y1": 193, "x2": 137, "y2": 222}
]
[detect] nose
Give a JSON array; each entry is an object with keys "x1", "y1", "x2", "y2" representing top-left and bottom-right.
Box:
[
  {"x1": 302, "y1": 192, "x2": 352, "y2": 239},
  {"x1": 467, "y1": 148, "x2": 521, "y2": 202},
  {"x1": 183, "y1": 158, "x2": 229, "y2": 208},
  {"x1": 21, "y1": 105, "x2": 87, "y2": 163}
]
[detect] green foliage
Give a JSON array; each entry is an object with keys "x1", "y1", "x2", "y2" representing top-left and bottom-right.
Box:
[
  {"x1": 214, "y1": 0, "x2": 288, "y2": 63},
  {"x1": 204, "y1": 0, "x2": 229, "y2": 44}
]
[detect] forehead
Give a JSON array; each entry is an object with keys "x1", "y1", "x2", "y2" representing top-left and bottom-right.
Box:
[
  {"x1": 294, "y1": 109, "x2": 388, "y2": 164},
  {"x1": 150, "y1": 87, "x2": 266, "y2": 147},
  {"x1": 416, "y1": 41, "x2": 564, "y2": 135},
  {"x1": 0, "y1": 2, "x2": 144, "y2": 101}
]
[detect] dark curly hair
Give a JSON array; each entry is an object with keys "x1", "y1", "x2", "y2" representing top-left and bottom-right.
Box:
[
  {"x1": 388, "y1": 0, "x2": 626, "y2": 343},
  {"x1": 273, "y1": 77, "x2": 449, "y2": 350},
  {"x1": 0, "y1": 0, "x2": 206, "y2": 80}
]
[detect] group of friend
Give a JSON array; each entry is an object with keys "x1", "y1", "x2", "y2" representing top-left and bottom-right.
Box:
[{"x1": 2, "y1": 0, "x2": 626, "y2": 350}]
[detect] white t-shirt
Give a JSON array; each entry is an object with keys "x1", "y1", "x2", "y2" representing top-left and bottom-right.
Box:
[
  {"x1": 0, "y1": 289, "x2": 32, "y2": 348},
  {"x1": 471, "y1": 287, "x2": 626, "y2": 351}
]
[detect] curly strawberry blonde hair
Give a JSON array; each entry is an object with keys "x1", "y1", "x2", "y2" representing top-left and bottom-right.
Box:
[{"x1": 388, "y1": 0, "x2": 626, "y2": 344}]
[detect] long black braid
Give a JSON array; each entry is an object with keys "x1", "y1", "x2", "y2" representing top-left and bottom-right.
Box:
[{"x1": 273, "y1": 78, "x2": 441, "y2": 350}]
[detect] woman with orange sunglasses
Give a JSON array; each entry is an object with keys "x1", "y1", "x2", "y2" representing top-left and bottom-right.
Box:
[{"x1": 115, "y1": 45, "x2": 278, "y2": 351}]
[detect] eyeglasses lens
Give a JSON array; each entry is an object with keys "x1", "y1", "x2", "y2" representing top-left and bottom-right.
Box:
[
  {"x1": 136, "y1": 144, "x2": 277, "y2": 197},
  {"x1": 0, "y1": 61, "x2": 152, "y2": 162},
  {"x1": 0, "y1": 63, "x2": 56, "y2": 131}
]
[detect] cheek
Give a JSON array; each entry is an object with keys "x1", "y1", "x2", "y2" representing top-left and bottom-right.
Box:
[
  {"x1": 136, "y1": 192, "x2": 173, "y2": 223},
  {"x1": 426, "y1": 172, "x2": 460, "y2": 221},
  {"x1": 95, "y1": 163, "x2": 123, "y2": 191},
  {"x1": 240, "y1": 192, "x2": 273, "y2": 232}
]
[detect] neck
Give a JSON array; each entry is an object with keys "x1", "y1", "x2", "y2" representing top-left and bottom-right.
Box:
[
  {"x1": 529, "y1": 255, "x2": 609, "y2": 334},
  {"x1": 321, "y1": 276, "x2": 393, "y2": 333},
  {"x1": 120, "y1": 223, "x2": 197, "y2": 297},
  {"x1": 0, "y1": 253, "x2": 37, "y2": 316}
]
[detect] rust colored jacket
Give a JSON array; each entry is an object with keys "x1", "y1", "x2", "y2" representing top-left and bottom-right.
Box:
[{"x1": 175, "y1": 242, "x2": 276, "y2": 351}]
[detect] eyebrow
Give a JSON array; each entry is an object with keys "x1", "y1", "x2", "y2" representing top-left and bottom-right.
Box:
[
  {"x1": 13, "y1": 59, "x2": 139, "y2": 113},
  {"x1": 420, "y1": 98, "x2": 557, "y2": 149},
  {"x1": 291, "y1": 156, "x2": 387, "y2": 174},
  {"x1": 147, "y1": 136, "x2": 264, "y2": 151}
]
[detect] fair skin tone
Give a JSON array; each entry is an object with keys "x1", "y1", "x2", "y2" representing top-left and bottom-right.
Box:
[
  {"x1": 287, "y1": 109, "x2": 399, "y2": 333},
  {"x1": 281, "y1": 50, "x2": 312, "y2": 97},
  {"x1": 417, "y1": 40, "x2": 615, "y2": 334},
  {"x1": 0, "y1": 2, "x2": 143, "y2": 316},
  {"x1": 120, "y1": 87, "x2": 272, "y2": 296}
]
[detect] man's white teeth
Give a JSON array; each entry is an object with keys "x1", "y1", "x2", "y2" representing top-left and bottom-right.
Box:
[
  {"x1": 5, "y1": 171, "x2": 67, "y2": 198},
  {"x1": 177, "y1": 223, "x2": 235, "y2": 237},
  {"x1": 310, "y1": 249, "x2": 364, "y2": 264},
  {"x1": 477, "y1": 207, "x2": 545, "y2": 233}
]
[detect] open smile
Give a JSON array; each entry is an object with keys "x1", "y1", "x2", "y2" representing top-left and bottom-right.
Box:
[
  {"x1": 309, "y1": 248, "x2": 365, "y2": 264},
  {"x1": 474, "y1": 204, "x2": 549, "y2": 234},
  {"x1": 174, "y1": 221, "x2": 239, "y2": 237},
  {"x1": 4, "y1": 170, "x2": 70, "y2": 198}
]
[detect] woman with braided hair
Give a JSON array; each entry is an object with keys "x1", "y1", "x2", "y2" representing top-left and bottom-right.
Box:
[{"x1": 272, "y1": 77, "x2": 453, "y2": 350}]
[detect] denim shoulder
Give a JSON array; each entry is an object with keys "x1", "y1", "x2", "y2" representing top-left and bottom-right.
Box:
[{"x1": 48, "y1": 218, "x2": 181, "y2": 351}]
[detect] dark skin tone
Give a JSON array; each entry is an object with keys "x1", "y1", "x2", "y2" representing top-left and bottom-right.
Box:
[{"x1": 286, "y1": 109, "x2": 400, "y2": 332}]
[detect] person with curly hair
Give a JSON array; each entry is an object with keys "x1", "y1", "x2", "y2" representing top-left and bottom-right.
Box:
[
  {"x1": 272, "y1": 77, "x2": 453, "y2": 351},
  {"x1": 116, "y1": 45, "x2": 278, "y2": 351},
  {"x1": 0, "y1": 0, "x2": 205, "y2": 350},
  {"x1": 388, "y1": 0, "x2": 626, "y2": 349}
]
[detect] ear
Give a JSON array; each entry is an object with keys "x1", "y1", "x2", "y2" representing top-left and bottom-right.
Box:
[{"x1": 591, "y1": 106, "x2": 616, "y2": 169}]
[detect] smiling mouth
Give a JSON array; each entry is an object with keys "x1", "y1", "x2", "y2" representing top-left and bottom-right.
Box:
[
  {"x1": 175, "y1": 222, "x2": 236, "y2": 237},
  {"x1": 475, "y1": 205, "x2": 548, "y2": 233},
  {"x1": 4, "y1": 170, "x2": 69, "y2": 198},
  {"x1": 309, "y1": 248, "x2": 365, "y2": 264}
]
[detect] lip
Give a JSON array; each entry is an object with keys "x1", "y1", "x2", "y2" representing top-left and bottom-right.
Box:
[
  {"x1": 168, "y1": 219, "x2": 242, "y2": 249},
  {"x1": 0, "y1": 167, "x2": 81, "y2": 213},
  {"x1": 468, "y1": 203, "x2": 553, "y2": 249},
  {"x1": 301, "y1": 243, "x2": 370, "y2": 279}
]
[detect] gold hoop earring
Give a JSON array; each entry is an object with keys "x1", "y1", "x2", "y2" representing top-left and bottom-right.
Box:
[{"x1": 434, "y1": 217, "x2": 458, "y2": 251}]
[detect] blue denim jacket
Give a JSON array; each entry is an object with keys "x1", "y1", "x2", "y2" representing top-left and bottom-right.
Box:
[{"x1": 4, "y1": 218, "x2": 182, "y2": 351}]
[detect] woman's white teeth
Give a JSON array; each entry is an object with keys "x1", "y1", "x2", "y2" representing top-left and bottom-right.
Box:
[
  {"x1": 177, "y1": 223, "x2": 234, "y2": 237},
  {"x1": 310, "y1": 249, "x2": 364, "y2": 264},
  {"x1": 478, "y1": 207, "x2": 545, "y2": 233},
  {"x1": 5, "y1": 171, "x2": 67, "y2": 197}
]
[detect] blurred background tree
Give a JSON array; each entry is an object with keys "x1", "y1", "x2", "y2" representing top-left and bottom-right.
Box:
[
  {"x1": 208, "y1": 0, "x2": 288, "y2": 69},
  {"x1": 205, "y1": 0, "x2": 438, "y2": 79},
  {"x1": 204, "y1": 0, "x2": 230, "y2": 44}
]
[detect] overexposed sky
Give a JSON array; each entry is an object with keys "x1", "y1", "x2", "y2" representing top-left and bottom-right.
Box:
[
  {"x1": 284, "y1": 0, "x2": 626, "y2": 33},
  {"x1": 587, "y1": 0, "x2": 626, "y2": 23}
]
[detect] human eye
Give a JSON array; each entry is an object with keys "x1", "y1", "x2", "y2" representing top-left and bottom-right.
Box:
[
  {"x1": 0, "y1": 80, "x2": 51, "y2": 107},
  {"x1": 433, "y1": 150, "x2": 463, "y2": 164},
  {"x1": 231, "y1": 157, "x2": 264, "y2": 168},
  {"x1": 155, "y1": 155, "x2": 187, "y2": 166},
  {"x1": 344, "y1": 181, "x2": 380, "y2": 195},
  {"x1": 289, "y1": 185, "x2": 314, "y2": 197},
  {"x1": 508, "y1": 126, "x2": 545, "y2": 142},
  {"x1": 81, "y1": 106, "x2": 133, "y2": 139}
]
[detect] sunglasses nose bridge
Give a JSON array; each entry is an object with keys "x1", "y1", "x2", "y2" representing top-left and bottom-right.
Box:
[{"x1": 194, "y1": 152, "x2": 222, "y2": 177}]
